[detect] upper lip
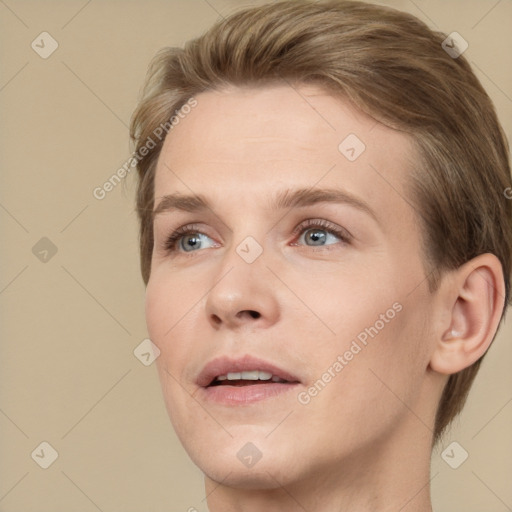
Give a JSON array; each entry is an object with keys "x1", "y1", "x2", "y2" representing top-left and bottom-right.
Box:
[{"x1": 197, "y1": 354, "x2": 301, "y2": 387}]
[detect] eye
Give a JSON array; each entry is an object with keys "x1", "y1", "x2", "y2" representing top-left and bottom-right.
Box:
[
  {"x1": 163, "y1": 224, "x2": 217, "y2": 254},
  {"x1": 161, "y1": 219, "x2": 351, "y2": 256},
  {"x1": 291, "y1": 219, "x2": 351, "y2": 247}
]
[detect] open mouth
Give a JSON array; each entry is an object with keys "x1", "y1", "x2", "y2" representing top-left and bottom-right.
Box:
[
  {"x1": 199, "y1": 364, "x2": 301, "y2": 404},
  {"x1": 207, "y1": 370, "x2": 293, "y2": 387}
]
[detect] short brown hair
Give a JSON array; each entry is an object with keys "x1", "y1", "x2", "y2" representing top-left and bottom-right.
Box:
[{"x1": 130, "y1": 0, "x2": 512, "y2": 444}]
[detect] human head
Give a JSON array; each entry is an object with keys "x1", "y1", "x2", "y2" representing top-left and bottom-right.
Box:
[{"x1": 130, "y1": 0, "x2": 511, "y2": 450}]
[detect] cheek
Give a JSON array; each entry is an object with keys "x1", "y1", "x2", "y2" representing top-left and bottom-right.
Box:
[
  {"x1": 145, "y1": 280, "x2": 167, "y2": 345},
  {"x1": 145, "y1": 275, "x2": 204, "y2": 387},
  {"x1": 297, "y1": 306, "x2": 425, "y2": 448},
  {"x1": 300, "y1": 273, "x2": 427, "y2": 403},
  {"x1": 145, "y1": 274, "x2": 197, "y2": 345},
  {"x1": 286, "y1": 267, "x2": 395, "y2": 353},
  {"x1": 145, "y1": 278, "x2": 199, "y2": 426},
  {"x1": 145, "y1": 278, "x2": 190, "y2": 391}
]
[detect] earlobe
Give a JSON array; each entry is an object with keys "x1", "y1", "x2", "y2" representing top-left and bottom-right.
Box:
[{"x1": 429, "y1": 253, "x2": 505, "y2": 375}]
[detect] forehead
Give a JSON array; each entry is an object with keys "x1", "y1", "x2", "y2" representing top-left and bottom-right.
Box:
[{"x1": 154, "y1": 84, "x2": 416, "y2": 231}]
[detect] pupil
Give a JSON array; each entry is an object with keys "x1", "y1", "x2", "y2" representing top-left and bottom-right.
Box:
[
  {"x1": 184, "y1": 234, "x2": 200, "y2": 250},
  {"x1": 308, "y1": 229, "x2": 325, "y2": 245}
]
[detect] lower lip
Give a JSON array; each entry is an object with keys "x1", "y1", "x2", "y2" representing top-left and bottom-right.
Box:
[{"x1": 198, "y1": 382, "x2": 300, "y2": 405}]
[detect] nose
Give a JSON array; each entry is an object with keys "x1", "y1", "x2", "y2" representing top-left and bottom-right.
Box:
[
  {"x1": 204, "y1": 244, "x2": 281, "y2": 331},
  {"x1": 212, "y1": 307, "x2": 261, "y2": 325}
]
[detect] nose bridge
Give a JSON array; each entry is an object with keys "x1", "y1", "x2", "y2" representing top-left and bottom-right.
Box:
[
  {"x1": 214, "y1": 230, "x2": 268, "y2": 298},
  {"x1": 220, "y1": 207, "x2": 269, "y2": 269},
  {"x1": 204, "y1": 228, "x2": 279, "y2": 329}
]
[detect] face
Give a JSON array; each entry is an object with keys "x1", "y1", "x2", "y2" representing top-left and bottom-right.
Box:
[{"x1": 146, "y1": 84, "x2": 438, "y2": 489}]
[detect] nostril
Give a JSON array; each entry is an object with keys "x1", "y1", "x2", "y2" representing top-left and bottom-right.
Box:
[{"x1": 236, "y1": 310, "x2": 261, "y2": 320}]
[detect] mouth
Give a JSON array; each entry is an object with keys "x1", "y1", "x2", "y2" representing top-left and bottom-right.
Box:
[
  {"x1": 197, "y1": 355, "x2": 302, "y2": 405},
  {"x1": 208, "y1": 370, "x2": 293, "y2": 387}
]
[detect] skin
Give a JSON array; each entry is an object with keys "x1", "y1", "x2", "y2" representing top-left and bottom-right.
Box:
[{"x1": 145, "y1": 84, "x2": 504, "y2": 512}]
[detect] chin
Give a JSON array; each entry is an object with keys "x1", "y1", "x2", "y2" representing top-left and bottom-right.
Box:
[
  {"x1": 182, "y1": 434, "x2": 302, "y2": 489},
  {"x1": 202, "y1": 460, "x2": 294, "y2": 490},
  {"x1": 214, "y1": 471, "x2": 282, "y2": 490}
]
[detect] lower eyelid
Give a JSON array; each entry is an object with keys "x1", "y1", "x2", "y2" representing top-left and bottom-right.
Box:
[{"x1": 291, "y1": 232, "x2": 349, "y2": 248}]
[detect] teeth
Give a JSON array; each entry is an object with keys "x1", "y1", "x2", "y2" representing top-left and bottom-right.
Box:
[
  {"x1": 240, "y1": 370, "x2": 259, "y2": 380},
  {"x1": 216, "y1": 370, "x2": 282, "y2": 382}
]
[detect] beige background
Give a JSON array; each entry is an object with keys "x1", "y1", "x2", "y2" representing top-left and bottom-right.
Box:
[{"x1": 0, "y1": 0, "x2": 511, "y2": 510}]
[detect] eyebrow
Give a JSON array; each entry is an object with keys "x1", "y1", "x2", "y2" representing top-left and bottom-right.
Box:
[{"x1": 152, "y1": 187, "x2": 379, "y2": 224}]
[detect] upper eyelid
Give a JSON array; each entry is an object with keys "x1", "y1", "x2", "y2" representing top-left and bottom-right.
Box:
[
  {"x1": 160, "y1": 219, "x2": 345, "y2": 238},
  {"x1": 156, "y1": 214, "x2": 349, "y2": 233},
  {"x1": 292, "y1": 218, "x2": 352, "y2": 238}
]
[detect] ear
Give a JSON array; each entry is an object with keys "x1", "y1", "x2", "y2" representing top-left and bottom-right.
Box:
[{"x1": 429, "y1": 253, "x2": 506, "y2": 375}]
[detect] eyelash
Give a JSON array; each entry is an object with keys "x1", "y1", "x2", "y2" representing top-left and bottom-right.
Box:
[{"x1": 162, "y1": 219, "x2": 352, "y2": 254}]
